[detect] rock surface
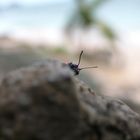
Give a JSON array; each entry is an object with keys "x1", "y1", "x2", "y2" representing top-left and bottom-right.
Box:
[{"x1": 0, "y1": 59, "x2": 140, "y2": 140}]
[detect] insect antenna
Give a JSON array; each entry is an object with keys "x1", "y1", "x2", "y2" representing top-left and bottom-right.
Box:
[
  {"x1": 77, "y1": 50, "x2": 83, "y2": 66},
  {"x1": 77, "y1": 50, "x2": 98, "y2": 70},
  {"x1": 79, "y1": 66, "x2": 98, "y2": 70}
]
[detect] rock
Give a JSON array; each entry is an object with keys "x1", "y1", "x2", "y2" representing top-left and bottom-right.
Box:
[{"x1": 0, "y1": 59, "x2": 139, "y2": 140}]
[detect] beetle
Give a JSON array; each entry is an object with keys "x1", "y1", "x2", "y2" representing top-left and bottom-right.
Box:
[{"x1": 68, "y1": 50, "x2": 97, "y2": 75}]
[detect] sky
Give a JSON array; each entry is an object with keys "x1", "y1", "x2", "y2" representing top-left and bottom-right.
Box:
[
  {"x1": 0, "y1": 0, "x2": 140, "y2": 32},
  {"x1": 0, "y1": 0, "x2": 67, "y2": 5},
  {"x1": 0, "y1": 0, "x2": 140, "y2": 46},
  {"x1": 97, "y1": 0, "x2": 140, "y2": 31}
]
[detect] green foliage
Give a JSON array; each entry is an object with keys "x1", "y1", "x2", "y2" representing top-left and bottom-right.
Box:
[
  {"x1": 53, "y1": 47, "x2": 68, "y2": 54},
  {"x1": 97, "y1": 21, "x2": 116, "y2": 40},
  {"x1": 66, "y1": 0, "x2": 116, "y2": 44}
]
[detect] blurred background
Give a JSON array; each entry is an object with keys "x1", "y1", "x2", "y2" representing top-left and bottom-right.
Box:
[{"x1": 0, "y1": 0, "x2": 140, "y2": 113}]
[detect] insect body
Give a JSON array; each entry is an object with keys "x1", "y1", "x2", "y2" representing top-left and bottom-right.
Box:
[{"x1": 68, "y1": 50, "x2": 97, "y2": 75}]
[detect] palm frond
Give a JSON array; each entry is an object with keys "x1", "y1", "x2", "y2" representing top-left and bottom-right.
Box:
[{"x1": 97, "y1": 20, "x2": 116, "y2": 40}]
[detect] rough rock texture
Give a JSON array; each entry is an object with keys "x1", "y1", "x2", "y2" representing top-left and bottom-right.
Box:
[{"x1": 0, "y1": 59, "x2": 140, "y2": 140}]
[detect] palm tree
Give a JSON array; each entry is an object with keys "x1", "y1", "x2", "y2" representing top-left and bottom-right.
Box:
[{"x1": 66, "y1": 0, "x2": 116, "y2": 49}]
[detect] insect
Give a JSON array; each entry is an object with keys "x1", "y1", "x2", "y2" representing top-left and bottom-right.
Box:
[{"x1": 68, "y1": 50, "x2": 98, "y2": 75}]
